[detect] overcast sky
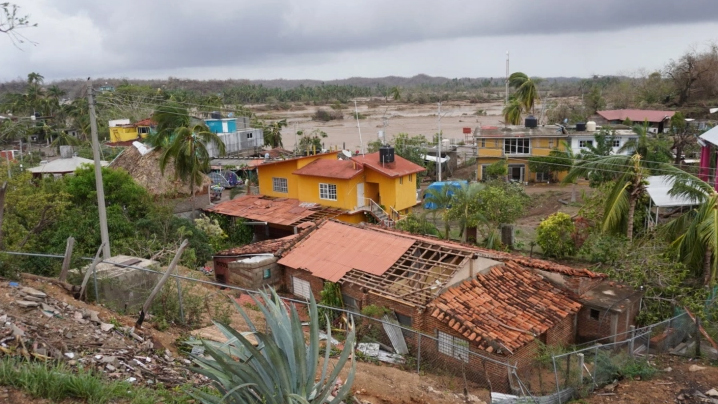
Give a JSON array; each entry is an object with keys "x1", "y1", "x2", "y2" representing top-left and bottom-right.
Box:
[{"x1": 2, "y1": 0, "x2": 718, "y2": 82}]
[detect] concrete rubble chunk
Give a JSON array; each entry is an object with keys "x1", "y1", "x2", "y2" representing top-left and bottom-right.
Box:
[
  {"x1": 15, "y1": 300, "x2": 40, "y2": 308},
  {"x1": 689, "y1": 364, "x2": 706, "y2": 372},
  {"x1": 706, "y1": 389, "x2": 718, "y2": 398},
  {"x1": 20, "y1": 287, "x2": 47, "y2": 298},
  {"x1": 84, "y1": 309, "x2": 101, "y2": 323},
  {"x1": 11, "y1": 324, "x2": 25, "y2": 337},
  {"x1": 100, "y1": 323, "x2": 114, "y2": 332},
  {"x1": 73, "y1": 311, "x2": 83, "y2": 320},
  {"x1": 106, "y1": 364, "x2": 116, "y2": 372}
]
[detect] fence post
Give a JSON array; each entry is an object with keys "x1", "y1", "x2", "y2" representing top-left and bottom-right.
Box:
[
  {"x1": 58, "y1": 237, "x2": 75, "y2": 282},
  {"x1": 628, "y1": 325, "x2": 636, "y2": 357},
  {"x1": 176, "y1": 274, "x2": 185, "y2": 325},
  {"x1": 552, "y1": 355, "x2": 562, "y2": 404},
  {"x1": 646, "y1": 326, "x2": 652, "y2": 354},
  {"x1": 577, "y1": 353, "x2": 584, "y2": 386},
  {"x1": 417, "y1": 333, "x2": 422, "y2": 374},
  {"x1": 592, "y1": 345, "x2": 600, "y2": 390},
  {"x1": 695, "y1": 317, "x2": 701, "y2": 358}
]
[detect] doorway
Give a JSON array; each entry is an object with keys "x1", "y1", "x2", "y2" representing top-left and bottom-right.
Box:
[{"x1": 508, "y1": 164, "x2": 525, "y2": 183}]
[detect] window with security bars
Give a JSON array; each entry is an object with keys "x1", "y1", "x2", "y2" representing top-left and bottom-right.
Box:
[
  {"x1": 272, "y1": 177, "x2": 288, "y2": 193},
  {"x1": 319, "y1": 183, "x2": 337, "y2": 200},
  {"x1": 504, "y1": 138, "x2": 530, "y2": 155},
  {"x1": 612, "y1": 139, "x2": 621, "y2": 148},
  {"x1": 437, "y1": 331, "x2": 469, "y2": 362}
]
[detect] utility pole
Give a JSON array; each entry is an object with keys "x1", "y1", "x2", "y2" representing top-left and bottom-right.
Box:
[
  {"x1": 437, "y1": 102, "x2": 442, "y2": 182},
  {"x1": 87, "y1": 78, "x2": 111, "y2": 259},
  {"x1": 354, "y1": 99, "x2": 364, "y2": 156},
  {"x1": 505, "y1": 51, "x2": 510, "y2": 105}
]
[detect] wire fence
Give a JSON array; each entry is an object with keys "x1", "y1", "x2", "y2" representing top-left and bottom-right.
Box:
[
  {"x1": 0, "y1": 248, "x2": 526, "y2": 399},
  {"x1": 0, "y1": 247, "x2": 712, "y2": 403}
]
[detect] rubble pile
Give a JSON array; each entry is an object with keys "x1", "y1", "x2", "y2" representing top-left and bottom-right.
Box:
[{"x1": 0, "y1": 282, "x2": 208, "y2": 387}]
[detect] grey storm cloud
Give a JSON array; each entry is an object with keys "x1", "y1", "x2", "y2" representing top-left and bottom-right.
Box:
[{"x1": 46, "y1": 0, "x2": 718, "y2": 73}]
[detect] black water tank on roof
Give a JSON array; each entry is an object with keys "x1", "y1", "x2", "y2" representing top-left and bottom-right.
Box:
[
  {"x1": 210, "y1": 111, "x2": 221, "y2": 119},
  {"x1": 576, "y1": 122, "x2": 587, "y2": 131},
  {"x1": 379, "y1": 146, "x2": 395, "y2": 164},
  {"x1": 525, "y1": 115, "x2": 538, "y2": 128}
]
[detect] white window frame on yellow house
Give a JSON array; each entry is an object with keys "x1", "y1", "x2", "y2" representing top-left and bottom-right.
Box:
[
  {"x1": 272, "y1": 177, "x2": 288, "y2": 193},
  {"x1": 504, "y1": 138, "x2": 531, "y2": 155},
  {"x1": 319, "y1": 183, "x2": 337, "y2": 201}
]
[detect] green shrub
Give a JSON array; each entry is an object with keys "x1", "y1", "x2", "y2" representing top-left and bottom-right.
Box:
[
  {"x1": 312, "y1": 108, "x2": 343, "y2": 121},
  {"x1": 579, "y1": 233, "x2": 626, "y2": 264},
  {"x1": 536, "y1": 212, "x2": 576, "y2": 258}
]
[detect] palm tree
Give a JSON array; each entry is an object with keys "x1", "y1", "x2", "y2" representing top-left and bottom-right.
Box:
[
  {"x1": 150, "y1": 102, "x2": 191, "y2": 148},
  {"x1": 26, "y1": 72, "x2": 44, "y2": 87},
  {"x1": 447, "y1": 182, "x2": 486, "y2": 242},
  {"x1": 502, "y1": 97, "x2": 522, "y2": 125},
  {"x1": 508, "y1": 72, "x2": 540, "y2": 115},
  {"x1": 663, "y1": 170, "x2": 718, "y2": 285},
  {"x1": 424, "y1": 184, "x2": 455, "y2": 239},
  {"x1": 159, "y1": 122, "x2": 226, "y2": 211},
  {"x1": 618, "y1": 121, "x2": 673, "y2": 170},
  {"x1": 389, "y1": 86, "x2": 401, "y2": 101},
  {"x1": 564, "y1": 154, "x2": 648, "y2": 240},
  {"x1": 552, "y1": 140, "x2": 580, "y2": 202},
  {"x1": 262, "y1": 119, "x2": 287, "y2": 148}
]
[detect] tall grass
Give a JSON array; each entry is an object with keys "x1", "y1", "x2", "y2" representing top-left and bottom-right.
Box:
[{"x1": 0, "y1": 358, "x2": 201, "y2": 404}]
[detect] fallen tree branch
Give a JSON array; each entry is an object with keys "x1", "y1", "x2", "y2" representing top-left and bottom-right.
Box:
[{"x1": 20, "y1": 272, "x2": 79, "y2": 294}]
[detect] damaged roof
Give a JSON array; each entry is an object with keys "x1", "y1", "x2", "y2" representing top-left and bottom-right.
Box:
[
  {"x1": 278, "y1": 221, "x2": 414, "y2": 282},
  {"x1": 597, "y1": 109, "x2": 675, "y2": 123},
  {"x1": 429, "y1": 261, "x2": 582, "y2": 354},
  {"x1": 205, "y1": 195, "x2": 348, "y2": 227},
  {"x1": 214, "y1": 234, "x2": 300, "y2": 257}
]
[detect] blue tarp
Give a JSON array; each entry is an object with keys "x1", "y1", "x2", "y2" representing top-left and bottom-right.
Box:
[{"x1": 422, "y1": 180, "x2": 468, "y2": 209}]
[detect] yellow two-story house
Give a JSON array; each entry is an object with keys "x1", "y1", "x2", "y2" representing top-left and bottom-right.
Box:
[
  {"x1": 256, "y1": 148, "x2": 425, "y2": 223},
  {"x1": 108, "y1": 118, "x2": 156, "y2": 143},
  {"x1": 475, "y1": 124, "x2": 569, "y2": 183}
]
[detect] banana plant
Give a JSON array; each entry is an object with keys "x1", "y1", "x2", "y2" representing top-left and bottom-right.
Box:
[{"x1": 189, "y1": 288, "x2": 356, "y2": 404}]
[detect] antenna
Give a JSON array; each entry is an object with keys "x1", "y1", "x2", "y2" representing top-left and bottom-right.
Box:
[
  {"x1": 505, "y1": 51, "x2": 510, "y2": 105},
  {"x1": 354, "y1": 99, "x2": 364, "y2": 156},
  {"x1": 437, "y1": 102, "x2": 442, "y2": 182}
]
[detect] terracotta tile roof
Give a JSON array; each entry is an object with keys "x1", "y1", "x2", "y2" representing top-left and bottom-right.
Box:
[
  {"x1": 351, "y1": 152, "x2": 425, "y2": 178},
  {"x1": 429, "y1": 261, "x2": 582, "y2": 354},
  {"x1": 258, "y1": 151, "x2": 340, "y2": 167},
  {"x1": 293, "y1": 159, "x2": 363, "y2": 179},
  {"x1": 204, "y1": 195, "x2": 347, "y2": 226},
  {"x1": 278, "y1": 221, "x2": 415, "y2": 282},
  {"x1": 265, "y1": 147, "x2": 293, "y2": 158},
  {"x1": 133, "y1": 118, "x2": 157, "y2": 127},
  {"x1": 214, "y1": 234, "x2": 299, "y2": 256},
  {"x1": 597, "y1": 109, "x2": 675, "y2": 123}
]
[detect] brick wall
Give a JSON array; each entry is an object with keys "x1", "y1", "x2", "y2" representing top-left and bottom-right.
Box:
[
  {"x1": 284, "y1": 267, "x2": 325, "y2": 300},
  {"x1": 576, "y1": 305, "x2": 615, "y2": 343},
  {"x1": 214, "y1": 256, "x2": 283, "y2": 290},
  {"x1": 546, "y1": 313, "x2": 576, "y2": 346}
]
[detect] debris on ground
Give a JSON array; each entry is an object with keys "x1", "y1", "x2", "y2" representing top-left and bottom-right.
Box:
[
  {"x1": 357, "y1": 342, "x2": 405, "y2": 364},
  {"x1": 0, "y1": 280, "x2": 208, "y2": 387}
]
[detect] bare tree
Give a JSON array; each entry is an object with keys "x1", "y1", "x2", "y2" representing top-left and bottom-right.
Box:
[
  {"x1": 665, "y1": 44, "x2": 718, "y2": 105},
  {"x1": 1, "y1": 3, "x2": 37, "y2": 46}
]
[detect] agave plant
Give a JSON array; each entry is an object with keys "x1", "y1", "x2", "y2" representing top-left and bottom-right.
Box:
[{"x1": 189, "y1": 289, "x2": 356, "y2": 404}]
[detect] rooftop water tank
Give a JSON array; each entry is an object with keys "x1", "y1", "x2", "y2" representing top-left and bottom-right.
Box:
[
  {"x1": 576, "y1": 122, "x2": 587, "y2": 132},
  {"x1": 587, "y1": 121, "x2": 597, "y2": 132},
  {"x1": 379, "y1": 146, "x2": 395, "y2": 164},
  {"x1": 525, "y1": 116, "x2": 538, "y2": 128},
  {"x1": 210, "y1": 111, "x2": 221, "y2": 119}
]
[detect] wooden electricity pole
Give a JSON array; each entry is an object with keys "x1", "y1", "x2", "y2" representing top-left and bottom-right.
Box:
[
  {"x1": 87, "y1": 78, "x2": 111, "y2": 259},
  {"x1": 136, "y1": 240, "x2": 189, "y2": 328}
]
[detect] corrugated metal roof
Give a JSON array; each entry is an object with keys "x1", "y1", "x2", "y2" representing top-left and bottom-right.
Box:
[
  {"x1": 293, "y1": 159, "x2": 363, "y2": 179},
  {"x1": 258, "y1": 151, "x2": 339, "y2": 167},
  {"x1": 278, "y1": 221, "x2": 415, "y2": 282},
  {"x1": 351, "y1": 152, "x2": 425, "y2": 178},
  {"x1": 646, "y1": 175, "x2": 701, "y2": 208},
  {"x1": 29, "y1": 157, "x2": 109, "y2": 174},
  {"x1": 597, "y1": 109, "x2": 675, "y2": 123},
  {"x1": 204, "y1": 195, "x2": 346, "y2": 226}
]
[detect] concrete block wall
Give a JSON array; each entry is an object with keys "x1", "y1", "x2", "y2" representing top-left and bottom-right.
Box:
[{"x1": 227, "y1": 257, "x2": 282, "y2": 290}]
